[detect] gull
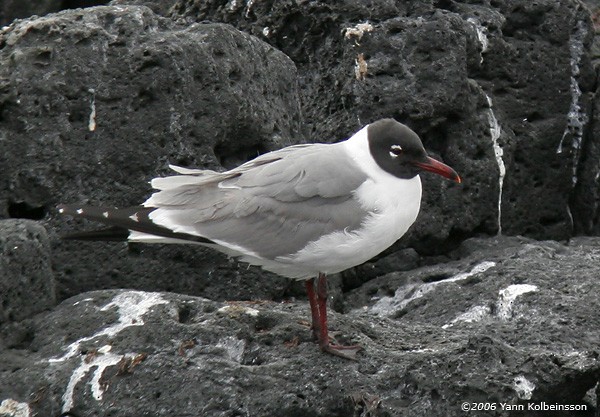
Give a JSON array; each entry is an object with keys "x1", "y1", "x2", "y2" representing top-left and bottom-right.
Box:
[{"x1": 58, "y1": 118, "x2": 461, "y2": 359}]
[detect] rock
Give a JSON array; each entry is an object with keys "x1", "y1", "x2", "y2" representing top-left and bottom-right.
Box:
[
  {"x1": 3, "y1": 0, "x2": 599, "y2": 304},
  {"x1": 167, "y1": 0, "x2": 598, "y2": 245},
  {"x1": 109, "y1": 0, "x2": 179, "y2": 16},
  {"x1": 340, "y1": 247, "x2": 420, "y2": 293},
  {"x1": 0, "y1": 0, "x2": 111, "y2": 27},
  {"x1": 0, "y1": 5, "x2": 301, "y2": 300},
  {"x1": 0, "y1": 0, "x2": 62, "y2": 27},
  {"x1": 0, "y1": 220, "x2": 55, "y2": 324},
  {"x1": 1, "y1": 236, "x2": 599, "y2": 416}
]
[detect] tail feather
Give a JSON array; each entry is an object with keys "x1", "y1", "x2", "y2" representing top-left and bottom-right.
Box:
[{"x1": 57, "y1": 204, "x2": 214, "y2": 244}]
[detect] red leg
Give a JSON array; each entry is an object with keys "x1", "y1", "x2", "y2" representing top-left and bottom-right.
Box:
[
  {"x1": 304, "y1": 279, "x2": 320, "y2": 340},
  {"x1": 313, "y1": 273, "x2": 362, "y2": 360},
  {"x1": 315, "y1": 273, "x2": 330, "y2": 346}
]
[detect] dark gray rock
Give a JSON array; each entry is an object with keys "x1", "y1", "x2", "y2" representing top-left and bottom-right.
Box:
[
  {"x1": 588, "y1": 3, "x2": 600, "y2": 70},
  {"x1": 0, "y1": 5, "x2": 301, "y2": 301},
  {"x1": 340, "y1": 247, "x2": 420, "y2": 293},
  {"x1": 2, "y1": 0, "x2": 598, "y2": 305},
  {"x1": 574, "y1": 1, "x2": 600, "y2": 235},
  {"x1": 2, "y1": 4, "x2": 598, "y2": 415},
  {"x1": 0, "y1": 220, "x2": 55, "y2": 324},
  {"x1": 1, "y1": 236, "x2": 599, "y2": 416},
  {"x1": 0, "y1": 0, "x2": 62, "y2": 27},
  {"x1": 167, "y1": 0, "x2": 598, "y2": 245},
  {"x1": 0, "y1": 0, "x2": 111, "y2": 27}
]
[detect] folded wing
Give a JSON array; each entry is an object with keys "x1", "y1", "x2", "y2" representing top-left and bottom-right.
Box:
[{"x1": 144, "y1": 143, "x2": 369, "y2": 259}]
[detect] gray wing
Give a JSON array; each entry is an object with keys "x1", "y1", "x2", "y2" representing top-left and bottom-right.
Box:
[{"x1": 144, "y1": 143, "x2": 369, "y2": 259}]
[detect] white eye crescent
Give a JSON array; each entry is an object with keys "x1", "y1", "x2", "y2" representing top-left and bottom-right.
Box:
[{"x1": 389, "y1": 145, "x2": 402, "y2": 158}]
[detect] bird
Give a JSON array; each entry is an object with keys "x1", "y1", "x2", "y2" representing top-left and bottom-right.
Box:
[{"x1": 58, "y1": 118, "x2": 461, "y2": 360}]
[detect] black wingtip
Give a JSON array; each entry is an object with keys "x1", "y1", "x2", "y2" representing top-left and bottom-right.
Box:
[
  {"x1": 58, "y1": 204, "x2": 129, "y2": 241},
  {"x1": 57, "y1": 203, "x2": 215, "y2": 245}
]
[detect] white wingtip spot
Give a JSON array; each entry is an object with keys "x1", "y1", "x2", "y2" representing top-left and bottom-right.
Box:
[
  {"x1": 76, "y1": 209, "x2": 83, "y2": 214},
  {"x1": 58, "y1": 208, "x2": 65, "y2": 214},
  {"x1": 102, "y1": 211, "x2": 109, "y2": 218},
  {"x1": 129, "y1": 213, "x2": 139, "y2": 222}
]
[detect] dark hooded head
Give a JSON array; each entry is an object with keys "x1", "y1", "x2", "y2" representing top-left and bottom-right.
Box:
[{"x1": 367, "y1": 119, "x2": 461, "y2": 183}]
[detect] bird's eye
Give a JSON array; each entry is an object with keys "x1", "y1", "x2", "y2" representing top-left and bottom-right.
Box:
[{"x1": 389, "y1": 145, "x2": 403, "y2": 158}]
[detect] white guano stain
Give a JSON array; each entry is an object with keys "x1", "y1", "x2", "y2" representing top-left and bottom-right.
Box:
[
  {"x1": 343, "y1": 22, "x2": 374, "y2": 42},
  {"x1": 73, "y1": 297, "x2": 94, "y2": 306},
  {"x1": 88, "y1": 88, "x2": 96, "y2": 132},
  {"x1": 557, "y1": 19, "x2": 588, "y2": 187},
  {"x1": 0, "y1": 399, "x2": 31, "y2": 417},
  {"x1": 485, "y1": 94, "x2": 506, "y2": 235},
  {"x1": 228, "y1": 0, "x2": 238, "y2": 11},
  {"x1": 496, "y1": 284, "x2": 537, "y2": 320},
  {"x1": 467, "y1": 18, "x2": 505, "y2": 234},
  {"x1": 245, "y1": 0, "x2": 255, "y2": 18},
  {"x1": 49, "y1": 291, "x2": 168, "y2": 363},
  {"x1": 61, "y1": 345, "x2": 124, "y2": 413},
  {"x1": 443, "y1": 281, "x2": 539, "y2": 327},
  {"x1": 50, "y1": 291, "x2": 168, "y2": 413},
  {"x1": 217, "y1": 304, "x2": 260, "y2": 317},
  {"x1": 513, "y1": 375, "x2": 535, "y2": 400},
  {"x1": 441, "y1": 305, "x2": 491, "y2": 329},
  {"x1": 370, "y1": 261, "x2": 496, "y2": 316},
  {"x1": 467, "y1": 18, "x2": 488, "y2": 63}
]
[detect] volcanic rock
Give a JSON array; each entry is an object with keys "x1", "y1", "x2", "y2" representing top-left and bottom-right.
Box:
[
  {"x1": 1, "y1": 236, "x2": 598, "y2": 416},
  {"x1": 0, "y1": 5, "x2": 301, "y2": 300}
]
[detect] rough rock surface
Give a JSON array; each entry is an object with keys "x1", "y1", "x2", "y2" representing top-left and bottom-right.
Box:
[
  {"x1": 0, "y1": 5, "x2": 301, "y2": 300},
  {"x1": 1, "y1": 237, "x2": 598, "y2": 416},
  {"x1": 168, "y1": 0, "x2": 598, "y2": 245},
  {"x1": 0, "y1": 220, "x2": 55, "y2": 324},
  {"x1": 0, "y1": 1, "x2": 598, "y2": 302},
  {"x1": 1, "y1": 3, "x2": 600, "y2": 415}
]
